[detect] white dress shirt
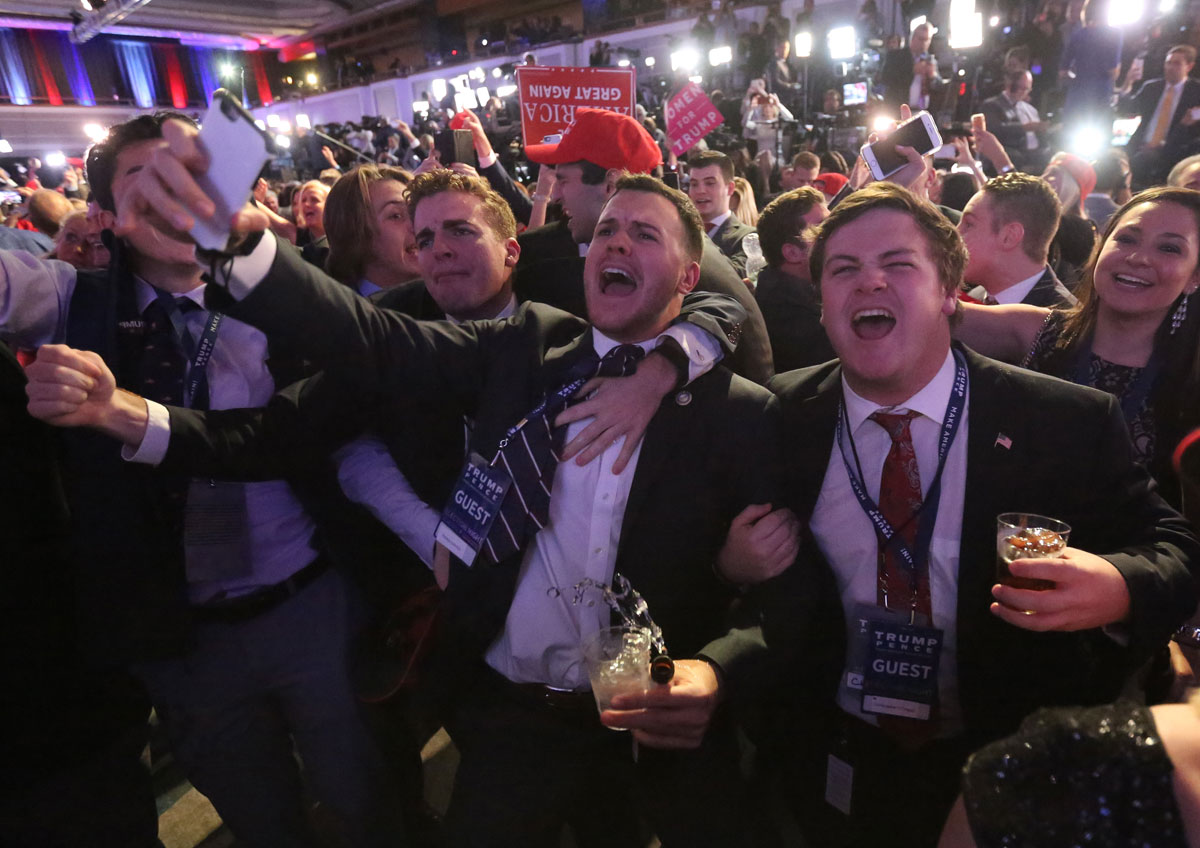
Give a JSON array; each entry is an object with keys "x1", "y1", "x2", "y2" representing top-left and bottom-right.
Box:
[
  {"x1": 989, "y1": 266, "x2": 1046, "y2": 305},
  {"x1": 706, "y1": 211, "x2": 732, "y2": 236},
  {"x1": 484, "y1": 329, "x2": 653, "y2": 689},
  {"x1": 0, "y1": 248, "x2": 318, "y2": 605},
  {"x1": 809, "y1": 350, "x2": 969, "y2": 734}
]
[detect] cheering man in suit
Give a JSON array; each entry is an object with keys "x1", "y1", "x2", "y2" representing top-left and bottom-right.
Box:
[
  {"x1": 762, "y1": 183, "x2": 1198, "y2": 847},
  {"x1": 28, "y1": 138, "x2": 789, "y2": 845},
  {"x1": 518, "y1": 107, "x2": 776, "y2": 384},
  {"x1": 958, "y1": 172, "x2": 1077, "y2": 308},
  {"x1": 688, "y1": 150, "x2": 756, "y2": 276},
  {"x1": 1120, "y1": 45, "x2": 1200, "y2": 188}
]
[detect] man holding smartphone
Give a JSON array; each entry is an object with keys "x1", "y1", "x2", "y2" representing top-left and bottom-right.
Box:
[
  {"x1": 0, "y1": 112, "x2": 405, "y2": 847},
  {"x1": 880, "y1": 22, "x2": 945, "y2": 114}
]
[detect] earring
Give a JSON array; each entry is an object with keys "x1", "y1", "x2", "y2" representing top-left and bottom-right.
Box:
[{"x1": 1171, "y1": 292, "x2": 1192, "y2": 334}]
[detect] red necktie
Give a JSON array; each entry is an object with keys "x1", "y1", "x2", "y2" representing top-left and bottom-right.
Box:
[
  {"x1": 870, "y1": 410, "x2": 932, "y2": 619},
  {"x1": 870, "y1": 410, "x2": 939, "y2": 746}
]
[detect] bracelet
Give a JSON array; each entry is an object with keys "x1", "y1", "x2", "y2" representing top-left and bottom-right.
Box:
[
  {"x1": 1173, "y1": 624, "x2": 1200, "y2": 648},
  {"x1": 998, "y1": 164, "x2": 1015, "y2": 175},
  {"x1": 532, "y1": 194, "x2": 550, "y2": 201}
]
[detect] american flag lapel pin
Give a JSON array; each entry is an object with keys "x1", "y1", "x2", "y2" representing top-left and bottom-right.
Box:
[{"x1": 994, "y1": 432, "x2": 1013, "y2": 450}]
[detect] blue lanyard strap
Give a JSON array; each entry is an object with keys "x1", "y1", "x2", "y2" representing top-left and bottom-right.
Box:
[
  {"x1": 493, "y1": 356, "x2": 599, "y2": 459},
  {"x1": 836, "y1": 349, "x2": 969, "y2": 608},
  {"x1": 154, "y1": 290, "x2": 224, "y2": 409}
]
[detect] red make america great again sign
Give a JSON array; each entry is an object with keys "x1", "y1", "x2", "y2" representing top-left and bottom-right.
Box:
[{"x1": 515, "y1": 66, "x2": 636, "y2": 145}]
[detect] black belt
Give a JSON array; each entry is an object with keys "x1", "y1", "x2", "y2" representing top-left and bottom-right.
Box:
[{"x1": 191, "y1": 555, "x2": 330, "y2": 624}]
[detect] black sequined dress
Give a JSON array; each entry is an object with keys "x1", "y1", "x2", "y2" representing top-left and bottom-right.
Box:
[{"x1": 962, "y1": 701, "x2": 1187, "y2": 847}]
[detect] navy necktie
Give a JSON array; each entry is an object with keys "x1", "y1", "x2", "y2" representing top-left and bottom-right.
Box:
[
  {"x1": 138, "y1": 297, "x2": 202, "y2": 406},
  {"x1": 482, "y1": 343, "x2": 646, "y2": 563}
]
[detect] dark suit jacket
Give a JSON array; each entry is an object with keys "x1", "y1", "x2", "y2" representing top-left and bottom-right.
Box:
[
  {"x1": 969, "y1": 265, "x2": 1077, "y2": 309},
  {"x1": 880, "y1": 48, "x2": 943, "y2": 112},
  {"x1": 753, "y1": 266, "x2": 835, "y2": 372},
  {"x1": 980, "y1": 92, "x2": 1042, "y2": 158},
  {"x1": 1122, "y1": 77, "x2": 1200, "y2": 153},
  {"x1": 763, "y1": 347, "x2": 1199, "y2": 758},
  {"x1": 0, "y1": 341, "x2": 150, "y2": 794},
  {"x1": 708, "y1": 216, "x2": 756, "y2": 277},
  {"x1": 182, "y1": 245, "x2": 782, "y2": 703},
  {"x1": 515, "y1": 235, "x2": 776, "y2": 385}
]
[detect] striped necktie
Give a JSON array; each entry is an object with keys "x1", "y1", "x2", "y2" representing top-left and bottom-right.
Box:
[{"x1": 482, "y1": 344, "x2": 646, "y2": 563}]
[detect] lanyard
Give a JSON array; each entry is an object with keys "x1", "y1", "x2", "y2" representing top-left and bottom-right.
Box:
[
  {"x1": 836, "y1": 349, "x2": 968, "y2": 613},
  {"x1": 492, "y1": 357, "x2": 598, "y2": 460},
  {"x1": 154, "y1": 290, "x2": 224, "y2": 410},
  {"x1": 1071, "y1": 336, "x2": 1160, "y2": 425}
]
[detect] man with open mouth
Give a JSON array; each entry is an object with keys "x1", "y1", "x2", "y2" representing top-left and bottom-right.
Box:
[{"x1": 760, "y1": 181, "x2": 1199, "y2": 848}]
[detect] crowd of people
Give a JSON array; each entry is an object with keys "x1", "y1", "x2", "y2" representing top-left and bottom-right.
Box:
[{"x1": 8, "y1": 0, "x2": 1200, "y2": 845}]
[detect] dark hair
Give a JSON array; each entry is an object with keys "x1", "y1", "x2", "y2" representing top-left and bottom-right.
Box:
[
  {"x1": 820, "y1": 150, "x2": 849, "y2": 175},
  {"x1": 325, "y1": 163, "x2": 414, "y2": 287},
  {"x1": 1092, "y1": 150, "x2": 1129, "y2": 195},
  {"x1": 406, "y1": 168, "x2": 517, "y2": 240},
  {"x1": 810, "y1": 182, "x2": 967, "y2": 296},
  {"x1": 561, "y1": 159, "x2": 610, "y2": 185},
  {"x1": 757, "y1": 187, "x2": 824, "y2": 268},
  {"x1": 688, "y1": 150, "x2": 734, "y2": 183},
  {"x1": 85, "y1": 111, "x2": 196, "y2": 212},
  {"x1": 610, "y1": 172, "x2": 703, "y2": 262},
  {"x1": 939, "y1": 172, "x2": 978, "y2": 212},
  {"x1": 980, "y1": 171, "x2": 1061, "y2": 261}
]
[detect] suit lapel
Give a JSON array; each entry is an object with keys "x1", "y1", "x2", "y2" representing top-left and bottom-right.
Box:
[
  {"x1": 622, "y1": 384, "x2": 693, "y2": 534},
  {"x1": 956, "y1": 350, "x2": 1024, "y2": 628},
  {"x1": 787, "y1": 365, "x2": 843, "y2": 517}
]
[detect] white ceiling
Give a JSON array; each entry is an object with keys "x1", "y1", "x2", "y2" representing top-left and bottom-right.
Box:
[{"x1": 5, "y1": 0, "x2": 405, "y2": 42}]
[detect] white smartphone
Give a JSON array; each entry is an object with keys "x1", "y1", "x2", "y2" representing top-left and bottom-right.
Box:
[
  {"x1": 861, "y1": 111, "x2": 943, "y2": 180},
  {"x1": 190, "y1": 89, "x2": 275, "y2": 251}
]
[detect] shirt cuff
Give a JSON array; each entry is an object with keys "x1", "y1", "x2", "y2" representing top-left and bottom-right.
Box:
[
  {"x1": 334, "y1": 436, "x2": 441, "y2": 568},
  {"x1": 477, "y1": 150, "x2": 498, "y2": 169},
  {"x1": 656, "y1": 323, "x2": 723, "y2": 383},
  {"x1": 211, "y1": 230, "x2": 279, "y2": 301},
  {"x1": 120, "y1": 400, "x2": 171, "y2": 465}
]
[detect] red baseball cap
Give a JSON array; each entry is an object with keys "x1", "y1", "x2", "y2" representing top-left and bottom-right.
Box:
[
  {"x1": 1048, "y1": 153, "x2": 1097, "y2": 203},
  {"x1": 815, "y1": 172, "x2": 848, "y2": 198},
  {"x1": 525, "y1": 107, "x2": 662, "y2": 174}
]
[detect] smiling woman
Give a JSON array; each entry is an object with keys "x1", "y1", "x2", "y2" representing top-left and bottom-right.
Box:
[{"x1": 956, "y1": 186, "x2": 1200, "y2": 510}]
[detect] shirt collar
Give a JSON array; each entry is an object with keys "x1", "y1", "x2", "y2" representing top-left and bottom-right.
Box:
[
  {"x1": 592, "y1": 327, "x2": 657, "y2": 358},
  {"x1": 707, "y1": 211, "x2": 731, "y2": 231},
  {"x1": 578, "y1": 241, "x2": 590, "y2": 257},
  {"x1": 445, "y1": 293, "x2": 517, "y2": 325},
  {"x1": 841, "y1": 349, "x2": 957, "y2": 434},
  {"x1": 992, "y1": 266, "x2": 1046, "y2": 305},
  {"x1": 134, "y1": 275, "x2": 206, "y2": 314}
]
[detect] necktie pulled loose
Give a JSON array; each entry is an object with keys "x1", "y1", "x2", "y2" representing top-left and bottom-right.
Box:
[{"x1": 482, "y1": 344, "x2": 646, "y2": 564}]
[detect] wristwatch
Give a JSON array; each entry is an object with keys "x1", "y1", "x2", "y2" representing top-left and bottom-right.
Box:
[{"x1": 1173, "y1": 624, "x2": 1200, "y2": 648}]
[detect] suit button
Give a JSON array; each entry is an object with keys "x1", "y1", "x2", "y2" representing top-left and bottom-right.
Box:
[{"x1": 675, "y1": 390, "x2": 692, "y2": 406}]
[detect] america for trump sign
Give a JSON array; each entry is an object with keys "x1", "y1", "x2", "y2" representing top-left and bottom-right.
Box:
[{"x1": 515, "y1": 65, "x2": 636, "y2": 145}]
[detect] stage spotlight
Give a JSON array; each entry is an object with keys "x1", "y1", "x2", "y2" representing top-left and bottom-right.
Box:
[
  {"x1": 795, "y1": 31, "x2": 813, "y2": 58},
  {"x1": 828, "y1": 26, "x2": 857, "y2": 60},
  {"x1": 670, "y1": 48, "x2": 700, "y2": 72}
]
